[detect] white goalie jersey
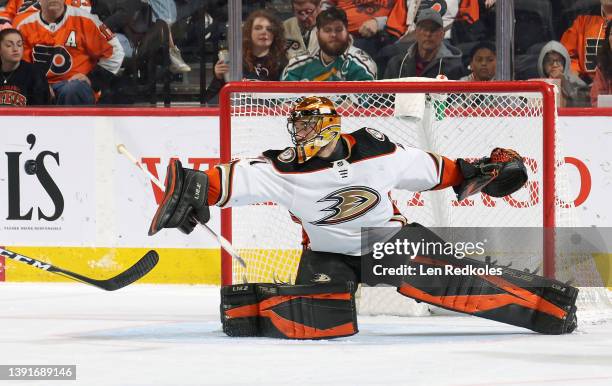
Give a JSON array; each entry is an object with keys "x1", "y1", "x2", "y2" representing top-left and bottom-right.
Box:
[{"x1": 208, "y1": 128, "x2": 462, "y2": 256}]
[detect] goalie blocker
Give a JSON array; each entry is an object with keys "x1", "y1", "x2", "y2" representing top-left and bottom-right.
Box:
[{"x1": 221, "y1": 282, "x2": 358, "y2": 339}]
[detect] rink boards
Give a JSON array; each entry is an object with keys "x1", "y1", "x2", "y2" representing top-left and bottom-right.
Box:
[{"x1": 0, "y1": 111, "x2": 611, "y2": 284}]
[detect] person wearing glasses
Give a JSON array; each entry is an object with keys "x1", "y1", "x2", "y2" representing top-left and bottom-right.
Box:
[
  {"x1": 284, "y1": 0, "x2": 322, "y2": 59},
  {"x1": 537, "y1": 41, "x2": 589, "y2": 107}
]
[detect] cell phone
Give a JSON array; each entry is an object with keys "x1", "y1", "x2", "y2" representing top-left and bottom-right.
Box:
[{"x1": 218, "y1": 49, "x2": 230, "y2": 64}]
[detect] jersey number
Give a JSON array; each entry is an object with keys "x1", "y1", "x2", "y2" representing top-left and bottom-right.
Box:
[{"x1": 32, "y1": 45, "x2": 72, "y2": 75}]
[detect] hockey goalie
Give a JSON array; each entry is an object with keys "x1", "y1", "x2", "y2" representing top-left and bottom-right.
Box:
[{"x1": 148, "y1": 96, "x2": 578, "y2": 339}]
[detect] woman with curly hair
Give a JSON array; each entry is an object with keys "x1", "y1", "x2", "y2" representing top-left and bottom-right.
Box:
[
  {"x1": 205, "y1": 9, "x2": 287, "y2": 103},
  {"x1": 591, "y1": 19, "x2": 612, "y2": 106}
]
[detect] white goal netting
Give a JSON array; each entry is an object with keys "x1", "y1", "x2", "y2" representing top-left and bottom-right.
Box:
[{"x1": 220, "y1": 80, "x2": 612, "y2": 320}]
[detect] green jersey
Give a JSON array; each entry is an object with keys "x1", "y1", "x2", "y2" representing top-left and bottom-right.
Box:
[{"x1": 282, "y1": 45, "x2": 377, "y2": 81}]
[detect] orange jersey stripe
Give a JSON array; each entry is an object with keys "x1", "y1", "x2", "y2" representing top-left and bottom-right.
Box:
[
  {"x1": 435, "y1": 155, "x2": 463, "y2": 189},
  {"x1": 205, "y1": 167, "x2": 221, "y2": 206},
  {"x1": 428, "y1": 154, "x2": 463, "y2": 190}
]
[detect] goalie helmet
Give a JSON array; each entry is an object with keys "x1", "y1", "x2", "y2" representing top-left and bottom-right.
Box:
[{"x1": 287, "y1": 96, "x2": 341, "y2": 163}]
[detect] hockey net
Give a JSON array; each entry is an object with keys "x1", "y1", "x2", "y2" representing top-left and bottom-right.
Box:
[{"x1": 219, "y1": 80, "x2": 612, "y2": 319}]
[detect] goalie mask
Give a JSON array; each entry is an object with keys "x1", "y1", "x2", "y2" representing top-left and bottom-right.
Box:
[{"x1": 287, "y1": 96, "x2": 341, "y2": 163}]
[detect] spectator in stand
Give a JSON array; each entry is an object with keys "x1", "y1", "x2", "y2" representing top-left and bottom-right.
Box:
[
  {"x1": 1, "y1": 0, "x2": 91, "y2": 28},
  {"x1": 591, "y1": 20, "x2": 612, "y2": 106},
  {"x1": 0, "y1": 0, "x2": 21, "y2": 27},
  {"x1": 282, "y1": 7, "x2": 376, "y2": 81},
  {"x1": 142, "y1": 0, "x2": 191, "y2": 73},
  {"x1": 17, "y1": 0, "x2": 124, "y2": 105},
  {"x1": 90, "y1": 0, "x2": 148, "y2": 104},
  {"x1": 561, "y1": 0, "x2": 612, "y2": 83},
  {"x1": 537, "y1": 41, "x2": 589, "y2": 107},
  {"x1": 0, "y1": 28, "x2": 49, "y2": 105},
  {"x1": 460, "y1": 40, "x2": 495, "y2": 81},
  {"x1": 451, "y1": 0, "x2": 496, "y2": 66},
  {"x1": 324, "y1": 0, "x2": 397, "y2": 59},
  {"x1": 386, "y1": 0, "x2": 459, "y2": 43},
  {"x1": 455, "y1": 41, "x2": 496, "y2": 108},
  {"x1": 383, "y1": 8, "x2": 464, "y2": 79},
  {"x1": 284, "y1": 0, "x2": 322, "y2": 59},
  {"x1": 376, "y1": 1, "x2": 458, "y2": 79},
  {"x1": 204, "y1": 9, "x2": 287, "y2": 104}
]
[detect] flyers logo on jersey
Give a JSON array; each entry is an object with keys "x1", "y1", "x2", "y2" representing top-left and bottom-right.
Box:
[
  {"x1": 33, "y1": 45, "x2": 72, "y2": 75},
  {"x1": 311, "y1": 186, "x2": 381, "y2": 226}
]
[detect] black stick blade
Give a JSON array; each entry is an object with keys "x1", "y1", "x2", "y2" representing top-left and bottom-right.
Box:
[
  {"x1": 93, "y1": 250, "x2": 160, "y2": 291},
  {"x1": 0, "y1": 247, "x2": 160, "y2": 291}
]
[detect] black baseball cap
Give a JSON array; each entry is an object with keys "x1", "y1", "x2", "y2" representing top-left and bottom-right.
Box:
[
  {"x1": 316, "y1": 7, "x2": 348, "y2": 29},
  {"x1": 416, "y1": 8, "x2": 443, "y2": 28}
]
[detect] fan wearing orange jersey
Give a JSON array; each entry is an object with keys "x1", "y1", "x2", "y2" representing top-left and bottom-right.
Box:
[
  {"x1": 16, "y1": 0, "x2": 123, "y2": 104},
  {"x1": 0, "y1": 0, "x2": 25, "y2": 26},
  {"x1": 560, "y1": 0, "x2": 612, "y2": 82},
  {"x1": 1, "y1": 0, "x2": 90, "y2": 28}
]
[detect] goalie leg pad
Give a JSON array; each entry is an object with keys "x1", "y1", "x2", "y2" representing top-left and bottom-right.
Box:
[
  {"x1": 395, "y1": 224, "x2": 578, "y2": 334},
  {"x1": 220, "y1": 284, "x2": 260, "y2": 337},
  {"x1": 221, "y1": 282, "x2": 358, "y2": 339}
]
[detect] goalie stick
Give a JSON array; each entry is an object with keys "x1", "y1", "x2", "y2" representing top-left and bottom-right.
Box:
[
  {"x1": 116, "y1": 144, "x2": 247, "y2": 268},
  {"x1": 0, "y1": 247, "x2": 159, "y2": 291}
]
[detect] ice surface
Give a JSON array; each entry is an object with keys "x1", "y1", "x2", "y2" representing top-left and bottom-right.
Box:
[{"x1": 0, "y1": 283, "x2": 611, "y2": 386}]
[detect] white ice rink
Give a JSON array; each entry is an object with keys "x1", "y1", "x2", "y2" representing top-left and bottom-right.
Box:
[{"x1": 1, "y1": 283, "x2": 611, "y2": 386}]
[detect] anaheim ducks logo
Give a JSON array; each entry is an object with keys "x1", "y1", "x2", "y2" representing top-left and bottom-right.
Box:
[
  {"x1": 311, "y1": 186, "x2": 381, "y2": 226},
  {"x1": 278, "y1": 148, "x2": 296, "y2": 163},
  {"x1": 365, "y1": 127, "x2": 385, "y2": 141}
]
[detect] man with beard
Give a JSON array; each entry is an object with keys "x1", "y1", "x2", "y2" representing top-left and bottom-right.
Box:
[{"x1": 282, "y1": 7, "x2": 377, "y2": 81}]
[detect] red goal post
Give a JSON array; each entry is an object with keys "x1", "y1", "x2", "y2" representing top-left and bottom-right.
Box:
[{"x1": 218, "y1": 80, "x2": 558, "y2": 286}]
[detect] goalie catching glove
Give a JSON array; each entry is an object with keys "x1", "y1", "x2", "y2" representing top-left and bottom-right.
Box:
[
  {"x1": 149, "y1": 159, "x2": 210, "y2": 235},
  {"x1": 454, "y1": 148, "x2": 528, "y2": 201}
]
